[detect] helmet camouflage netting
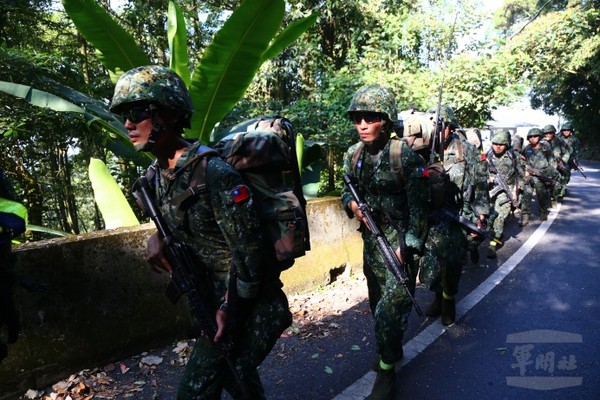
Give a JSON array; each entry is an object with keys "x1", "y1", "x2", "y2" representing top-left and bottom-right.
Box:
[
  {"x1": 527, "y1": 128, "x2": 543, "y2": 138},
  {"x1": 110, "y1": 65, "x2": 193, "y2": 122},
  {"x1": 491, "y1": 129, "x2": 511, "y2": 145},
  {"x1": 347, "y1": 84, "x2": 398, "y2": 122}
]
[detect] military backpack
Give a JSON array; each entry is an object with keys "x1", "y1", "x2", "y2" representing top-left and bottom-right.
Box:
[{"x1": 164, "y1": 117, "x2": 310, "y2": 270}]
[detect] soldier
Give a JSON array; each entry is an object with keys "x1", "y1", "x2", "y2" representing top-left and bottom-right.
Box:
[
  {"x1": 419, "y1": 106, "x2": 490, "y2": 325},
  {"x1": 341, "y1": 85, "x2": 429, "y2": 400},
  {"x1": 485, "y1": 130, "x2": 523, "y2": 259},
  {"x1": 541, "y1": 124, "x2": 568, "y2": 205},
  {"x1": 512, "y1": 133, "x2": 525, "y2": 158},
  {"x1": 0, "y1": 166, "x2": 27, "y2": 362},
  {"x1": 520, "y1": 128, "x2": 555, "y2": 226},
  {"x1": 558, "y1": 122, "x2": 582, "y2": 197},
  {"x1": 110, "y1": 65, "x2": 291, "y2": 400}
]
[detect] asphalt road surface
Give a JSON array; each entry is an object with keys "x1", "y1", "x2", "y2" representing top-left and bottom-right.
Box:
[{"x1": 23, "y1": 162, "x2": 599, "y2": 400}]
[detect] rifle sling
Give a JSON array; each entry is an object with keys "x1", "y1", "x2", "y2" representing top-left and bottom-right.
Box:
[{"x1": 168, "y1": 147, "x2": 220, "y2": 227}]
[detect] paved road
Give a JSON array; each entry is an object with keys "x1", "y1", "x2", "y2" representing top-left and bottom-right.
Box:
[
  {"x1": 23, "y1": 163, "x2": 599, "y2": 400},
  {"x1": 331, "y1": 161, "x2": 600, "y2": 400}
]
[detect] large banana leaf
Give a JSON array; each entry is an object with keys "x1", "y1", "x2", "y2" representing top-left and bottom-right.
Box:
[
  {"x1": 0, "y1": 81, "x2": 86, "y2": 113},
  {"x1": 0, "y1": 81, "x2": 150, "y2": 165},
  {"x1": 168, "y1": 1, "x2": 191, "y2": 85},
  {"x1": 189, "y1": 0, "x2": 285, "y2": 143},
  {"x1": 61, "y1": 0, "x2": 150, "y2": 82},
  {"x1": 88, "y1": 158, "x2": 139, "y2": 229},
  {"x1": 261, "y1": 11, "x2": 319, "y2": 63}
]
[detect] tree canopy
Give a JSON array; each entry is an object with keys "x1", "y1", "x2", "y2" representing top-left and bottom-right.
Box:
[{"x1": 1, "y1": 0, "x2": 597, "y2": 238}]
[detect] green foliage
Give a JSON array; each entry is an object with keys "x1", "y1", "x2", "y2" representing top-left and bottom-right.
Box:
[
  {"x1": 62, "y1": 0, "x2": 151, "y2": 82},
  {"x1": 88, "y1": 158, "x2": 139, "y2": 229},
  {"x1": 496, "y1": 1, "x2": 600, "y2": 143},
  {"x1": 189, "y1": 0, "x2": 285, "y2": 141}
]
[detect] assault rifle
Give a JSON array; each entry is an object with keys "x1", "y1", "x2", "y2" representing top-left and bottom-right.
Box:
[
  {"x1": 525, "y1": 165, "x2": 555, "y2": 185},
  {"x1": 437, "y1": 207, "x2": 489, "y2": 237},
  {"x1": 132, "y1": 176, "x2": 248, "y2": 398},
  {"x1": 568, "y1": 159, "x2": 587, "y2": 178},
  {"x1": 487, "y1": 162, "x2": 519, "y2": 208},
  {"x1": 343, "y1": 175, "x2": 424, "y2": 317}
]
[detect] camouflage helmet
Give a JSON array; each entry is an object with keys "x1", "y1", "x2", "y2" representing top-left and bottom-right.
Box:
[
  {"x1": 527, "y1": 128, "x2": 543, "y2": 138},
  {"x1": 512, "y1": 134, "x2": 524, "y2": 153},
  {"x1": 560, "y1": 122, "x2": 573, "y2": 131},
  {"x1": 542, "y1": 124, "x2": 557, "y2": 134},
  {"x1": 110, "y1": 65, "x2": 193, "y2": 126},
  {"x1": 347, "y1": 84, "x2": 398, "y2": 122},
  {"x1": 427, "y1": 104, "x2": 459, "y2": 128},
  {"x1": 491, "y1": 129, "x2": 511, "y2": 145}
]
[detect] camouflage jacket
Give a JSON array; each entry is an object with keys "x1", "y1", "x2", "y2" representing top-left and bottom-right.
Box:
[
  {"x1": 561, "y1": 134, "x2": 582, "y2": 162},
  {"x1": 341, "y1": 136, "x2": 429, "y2": 251},
  {"x1": 442, "y1": 133, "x2": 490, "y2": 219},
  {"x1": 522, "y1": 141, "x2": 555, "y2": 177},
  {"x1": 544, "y1": 137, "x2": 569, "y2": 171},
  {"x1": 486, "y1": 148, "x2": 524, "y2": 191},
  {"x1": 150, "y1": 141, "x2": 264, "y2": 300}
]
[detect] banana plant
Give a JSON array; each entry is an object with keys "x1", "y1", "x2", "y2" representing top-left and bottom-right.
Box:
[
  {"x1": 2, "y1": 0, "x2": 318, "y2": 229},
  {"x1": 63, "y1": 0, "x2": 319, "y2": 144}
]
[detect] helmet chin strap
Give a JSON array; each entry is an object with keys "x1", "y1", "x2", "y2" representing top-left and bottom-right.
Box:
[{"x1": 137, "y1": 105, "x2": 161, "y2": 152}]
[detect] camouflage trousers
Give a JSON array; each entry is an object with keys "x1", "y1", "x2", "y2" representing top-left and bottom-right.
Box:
[
  {"x1": 557, "y1": 168, "x2": 570, "y2": 197},
  {"x1": 521, "y1": 177, "x2": 551, "y2": 215},
  {"x1": 362, "y1": 224, "x2": 416, "y2": 365},
  {"x1": 177, "y1": 280, "x2": 292, "y2": 400},
  {"x1": 488, "y1": 193, "x2": 513, "y2": 240},
  {"x1": 418, "y1": 221, "x2": 468, "y2": 297}
]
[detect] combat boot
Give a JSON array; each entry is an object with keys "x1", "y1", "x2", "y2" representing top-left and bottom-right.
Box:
[
  {"x1": 487, "y1": 237, "x2": 503, "y2": 259},
  {"x1": 366, "y1": 366, "x2": 396, "y2": 400},
  {"x1": 540, "y1": 211, "x2": 548, "y2": 221},
  {"x1": 441, "y1": 293, "x2": 456, "y2": 326},
  {"x1": 486, "y1": 243, "x2": 496, "y2": 259},
  {"x1": 519, "y1": 214, "x2": 529, "y2": 227},
  {"x1": 425, "y1": 292, "x2": 442, "y2": 317}
]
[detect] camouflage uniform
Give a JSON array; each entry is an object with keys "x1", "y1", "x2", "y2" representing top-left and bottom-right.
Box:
[
  {"x1": 559, "y1": 122, "x2": 582, "y2": 196},
  {"x1": 111, "y1": 66, "x2": 291, "y2": 400},
  {"x1": 341, "y1": 85, "x2": 429, "y2": 375},
  {"x1": 520, "y1": 128, "x2": 555, "y2": 224},
  {"x1": 541, "y1": 125, "x2": 568, "y2": 202},
  {"x1": 152, "y1": 143, "x2": 291, "y2": 400},
  {"x1": 418, "y1": 105, "x2": 490, "y2": 325},
  {"x1": 485, "y1": 130, "x2": 523, "y2": 257}
]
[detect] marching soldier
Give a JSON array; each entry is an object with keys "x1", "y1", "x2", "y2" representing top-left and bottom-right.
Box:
[
  {"x1": 341, "y1": 84, "x2": 429, "y2": 400},
  {"x1": 485, "y1": 130, "x2": 523, "y2": 258},
  {"x1": 520, "y1": 128, "x2": 555, "y2": 226}
]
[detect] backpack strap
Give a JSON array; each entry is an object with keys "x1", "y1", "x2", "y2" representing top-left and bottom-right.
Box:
[
  {"x1": 389, "y1": 135, "x2": 405, "y2": 187},
  {"x1": 169, "y1": 145, "x2": 220, "y2": 227},
  {"x1": 351, "y1": 142, "x2": 365, "y2": 175}
]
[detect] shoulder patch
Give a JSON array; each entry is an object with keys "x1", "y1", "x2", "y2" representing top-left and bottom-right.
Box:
[{"x1": 231, "y1": 184, "x2": 251, "y2": 203}]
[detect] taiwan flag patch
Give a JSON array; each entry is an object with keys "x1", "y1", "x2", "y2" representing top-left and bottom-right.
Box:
[{"x1": 231, "y1": 185, "x2": 251, "y2": 203}]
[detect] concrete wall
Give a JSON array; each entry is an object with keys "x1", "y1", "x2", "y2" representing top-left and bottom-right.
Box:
[{"x1": 0, "y1": 197, "x2": 362, "y2": 399}]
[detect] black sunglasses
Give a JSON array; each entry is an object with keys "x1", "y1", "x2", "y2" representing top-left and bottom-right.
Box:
[
  {"x1": 121, "y1": 107, "x2": 153, "y2": 123},
  {"x1": 350, "y1": 112, "x2": 383, "y2": 124}
]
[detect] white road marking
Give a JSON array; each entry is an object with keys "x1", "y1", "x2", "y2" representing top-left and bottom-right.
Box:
[{"x1": 332, "y1": 203, "x2": 561, "y2": 399}]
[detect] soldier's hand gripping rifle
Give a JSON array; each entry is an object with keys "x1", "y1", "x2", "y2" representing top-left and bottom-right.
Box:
[
  {"x1": 525, "y1": 165, "x2": 555, "y2": 185},
  {"x1": 487, "y1": 162, "x2": 519, "y2": 208},
  {"x1": 568, "y1": 159, "x2": 587, "y2": 178},
  {"x1": 131, "y1": 176, "x2": 248, "y2": 399},
  {"x1": 343, "y1": 175, "x2": 424, "y2": 317}
]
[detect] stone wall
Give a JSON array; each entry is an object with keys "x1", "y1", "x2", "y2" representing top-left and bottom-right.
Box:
[{"x1": 0, "y1": 197, "x2": 362, "y2": 399}]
